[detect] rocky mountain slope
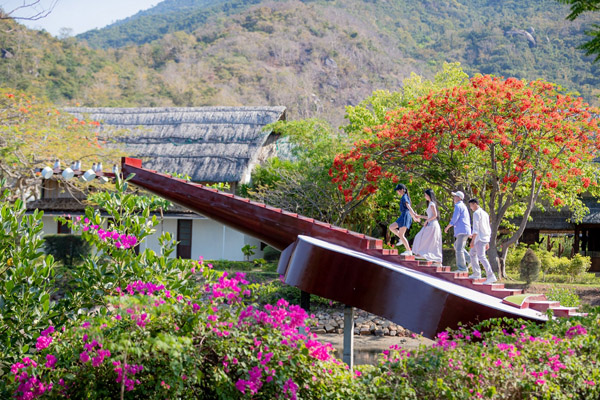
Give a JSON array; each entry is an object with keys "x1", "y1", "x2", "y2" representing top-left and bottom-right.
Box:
[{"x1": 1, "y1": 0, "x2": 598, "y2": 127}]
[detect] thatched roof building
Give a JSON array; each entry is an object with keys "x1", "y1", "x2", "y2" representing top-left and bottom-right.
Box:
[{"x1": 64, "y1": 106, "x2": 287, "y2": 185}]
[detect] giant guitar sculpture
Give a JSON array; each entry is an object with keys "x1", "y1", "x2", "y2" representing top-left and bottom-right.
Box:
[{"x1": 122, "y1": 158, "x2": 581, "y2": 340}]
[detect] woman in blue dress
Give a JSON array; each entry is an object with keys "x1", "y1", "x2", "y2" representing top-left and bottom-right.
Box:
[{"x1": 389, "y1": 183, "x2": 420, "y2": 256}]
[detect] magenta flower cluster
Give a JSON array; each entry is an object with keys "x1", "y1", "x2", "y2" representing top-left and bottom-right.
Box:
[
  {"x1": 11, "y1": 357, "x2": 53, "y2": 400},
  {"x1": 204, "y1": 271, "x2": 251, "y2": 304},
  {"x1": 11, "y1": 326, "x2": 59, "y2": 399},
  {"x1": 73, "y1": 216, "x2": 138, "y2": 249},
  {"x1": 233, "y1": 298, "x2": 338, "y2": 397},
  {"x1": 113, "y1": 361, "x2": 144, "y2": 391},
  {"x1": 409, "y1": 322, "x2": 597, "y2": 395},
  {"x1": 80, "y1": 336, "x2": 111, "y2": 368}
]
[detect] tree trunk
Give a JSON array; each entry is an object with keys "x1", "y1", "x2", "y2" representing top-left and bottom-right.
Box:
[{"x1": 488, "y1": 235, "x2": 503, "y2": 278}]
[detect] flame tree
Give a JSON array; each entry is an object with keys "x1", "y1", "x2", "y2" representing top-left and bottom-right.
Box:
[
  {"x1": 331, "y1": 75, "x2": 600, "y2": 277},
  {"x1": 0, "y1": 88, "x2": 120, "y2": 201}
]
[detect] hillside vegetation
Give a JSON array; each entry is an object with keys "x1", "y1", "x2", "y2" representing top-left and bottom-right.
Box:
[{"x1": 1, "y1": 0, "x2": 599, "y2": 126}]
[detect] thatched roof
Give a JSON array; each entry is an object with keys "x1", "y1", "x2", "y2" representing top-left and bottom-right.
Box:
[
  {"x1": 64, "y1": 107, "x2": 286, "y2": 183},
  {"x1": 27, "y1": 197, "x2": 199, "y2": 218}
]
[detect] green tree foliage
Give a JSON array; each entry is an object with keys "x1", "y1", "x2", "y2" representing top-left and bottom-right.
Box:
[
  {"x1": 0, "y1": 88, "x2": 122, "y2": 201},
  {"x1": 249, "y1": 65, "x2": 470, "y2": 240},
  {"x1": 43, "y1": 234, "x2": 91, "y2": 266},
  {"x1": 520, "y1": 248, "x2": 541, "y2": 286},
  {"x1": 0, "y1": 183, "x2": 58, "y2": 370},
  {"x1": 557, "y1": 0, "x2": 600, "y2": 62},
  {"x1": 333, "y1": 74, "x2": 600, "y2": 277},
  {"x1": 249, "y1": 118, "x2": 363, "y2": 226},
  {"x1": 2, "y1": 0, "x2": 600, "y2": 127}
]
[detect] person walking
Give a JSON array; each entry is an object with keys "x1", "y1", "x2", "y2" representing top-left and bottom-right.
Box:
[
  {"x1": 389, "y1": 183, "x2": 420, "y2": 256},
  {"x1": 444, "y1": 190, "x2": 471, "y2": 272},
  {"x1": 467, "y1": 198, "x2": 497, "y2": 284},
  {"x1": 412, "y1": 189, "x2": 443, "y2": 263}
]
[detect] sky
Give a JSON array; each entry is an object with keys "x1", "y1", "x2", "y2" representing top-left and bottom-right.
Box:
[{"x1": 2, "y1": 0, "x2": 161, "y2": 36}]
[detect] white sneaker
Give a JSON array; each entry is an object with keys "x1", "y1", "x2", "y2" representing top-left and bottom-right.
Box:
[
  {"x1": 468, "y1": 274, "x2": 482, "y2": 279},
  {"x1": 400, "y1": 250, "x2": 413, "y2": 256},
  {"x1": 483, "y1": 276, "x2": 498, "y2": 285}
]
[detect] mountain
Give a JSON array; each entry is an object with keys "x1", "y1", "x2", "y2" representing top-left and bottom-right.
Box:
[
  {"x1": 1, "y1": 0, "x2": 599, "y2": 127},
  {"x1": 77, "y1": 0, "x2": 254, "y2": 48}
]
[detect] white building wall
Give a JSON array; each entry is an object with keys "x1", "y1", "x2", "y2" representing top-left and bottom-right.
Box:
[
  {"x1": 40, "y1": 214, "x2": 265, "y2": 262},
  {"x1": 42, "y1": 216, "x2": 58, "y2": 235}
]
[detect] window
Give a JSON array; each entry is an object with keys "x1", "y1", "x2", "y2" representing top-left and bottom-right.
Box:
[
  {"x1": 57, "y1": 218, "x2": 71, "y2": 234},
  {"x1": 177, "y1": 219, "x2": 192, "y2": 259}
]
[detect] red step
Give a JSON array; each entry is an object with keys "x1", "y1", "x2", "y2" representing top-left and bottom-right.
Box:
[
  {"x1": 552, "y1": 307, "x2": 580, "y2": 317},
  {"x1": 527, "y1": 300, "x2": 560, "y2": 312}
]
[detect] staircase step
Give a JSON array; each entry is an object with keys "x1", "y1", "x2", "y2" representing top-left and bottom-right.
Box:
[
  {"x1": 330, "y1": 226, "x2": 349, "y2": 233},
  {"x1": 552, "y1": 307, "x2": 580, "y2": 317},
  {"x1": 379, "y1": 249, "x2": 398, "y2": 256},
  {"x1": 436, "y1": 270, "x2": 470, "y2": 279},
  {"x1": 568, "y1": 312, "x2": 588, "y2": 317},
  {"x1": 369, "y1": 239, "x2": 383, "y2": 249},
  {"x1": 348, "y1": 232, "x2": 366, "y2": 239},
  {"x1": 527, "y1": 300, "x2": 561, "y2": 312},
  {"x1": 313, "y1": 221, "x2": 331, "y2": 227},
  {"x1": 502, "y1": 294, "x2": 548, "y2": 309},
  {"x1": 454, "y1": 276, "x2": 487, "y2": 284}
]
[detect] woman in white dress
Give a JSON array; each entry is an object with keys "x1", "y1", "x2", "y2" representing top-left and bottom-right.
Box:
[{"x1": 412, "y1": 189, "x2": 443, "y2": 263}]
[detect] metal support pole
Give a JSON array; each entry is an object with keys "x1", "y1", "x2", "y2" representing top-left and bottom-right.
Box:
[
  {"x1": 300, "y1": 290, "x2": 311, "y2": 312},
  {"x1": 343, "y1": 305, "x2": 354, "y2": 369}
]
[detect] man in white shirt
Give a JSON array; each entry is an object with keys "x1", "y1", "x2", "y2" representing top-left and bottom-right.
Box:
[{"x1": 467, "y1": 198, "x2": 497, "y2": 284}]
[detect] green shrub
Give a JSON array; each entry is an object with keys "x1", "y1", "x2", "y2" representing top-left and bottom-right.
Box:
[
  {"x1": 208, "y1": 259, "x2": 255, "y2": 271},
  {"x1": 241, "y1": 244, "x2": 257, "y2": 261},
  {"x1": 56, "y1": 175, "x2": 194, "y2": 317},
  {"x1": 263, "y1": 245, "x2": 282, "y2": 262},
  {"x1": 520, "y1": 248, "x2": 541, "y2": 286},
  {"x1": 506, "y1": 244, "x2": 583, "y2": 281},
  {"x1": 546, "y1": 286, "x2": 581, "y2": 307},
  {"x1": 505, "y1": 243, "x2": 528, "y2": 273},
  {"x1": 0, "y1": 186, "x2": 58, "y2": 375},
  {"x1": 567, "y1": 254, "x2": 591, "y2": 281},
  {"x1": 5, "y1": 269, "x2": 365, "y2": 399},
  {"x1": 374, "y1": 310, "x2": 600, "y2": 399},
  {"x1": 255, "y1": 280, "x2": 303, "y2": 305},
  {"x1": 43, "y1": 233, "x2": 91, "y2": 265}
]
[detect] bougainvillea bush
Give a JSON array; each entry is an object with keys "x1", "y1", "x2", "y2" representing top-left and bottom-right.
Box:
[
  {"x1": 5, "y1": 263, "x2": 370, "y2": 399},
  {"x1": 8, "y1": 264, "x2": 600, "y2": 400},
  {"x1": 366, "y1": 312, "x2": 600, "y2": 400}
]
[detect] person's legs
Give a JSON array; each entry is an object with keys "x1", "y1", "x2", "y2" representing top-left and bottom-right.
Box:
[
  {"x1": 476, "y1": 242, "x2": 496, "y2": 283},
  {"x1": 390, "y1": 222, "x2": 410, "y2": 250},
  {"x1": 454, "y1": 234, "x2": 469, "y2": 271},
  {"x1": 397, "y1": 226, "x2": 411, "y2": 254},
  {"x1": 389, "y1": 222, "x2": 399, "y2": 245},
  {"x1": 468, "y1": 245, "x2": 481, "y2": 278},
  {"x1": 463, "y1": 246, "x2": 471, "y2": 267}
]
